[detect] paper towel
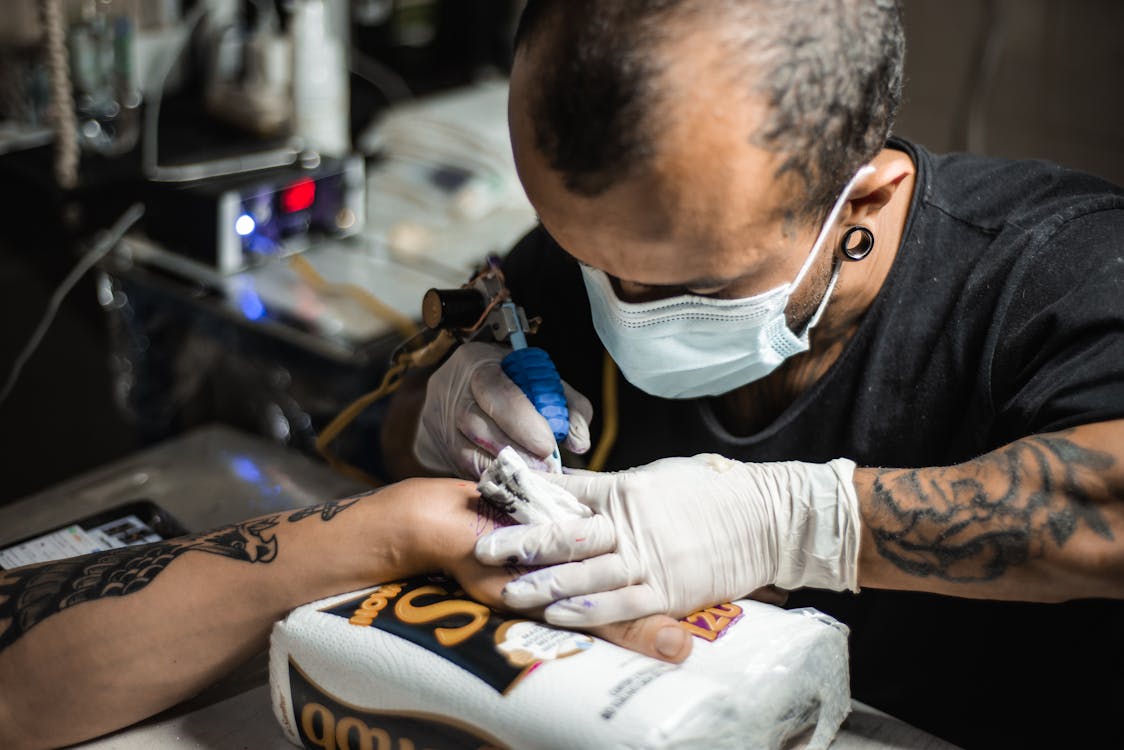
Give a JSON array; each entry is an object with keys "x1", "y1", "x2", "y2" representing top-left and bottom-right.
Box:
[{"x1": 269, "y1": 576, "x2": 851, "y2": 750}]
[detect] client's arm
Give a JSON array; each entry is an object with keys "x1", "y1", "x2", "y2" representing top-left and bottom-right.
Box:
[{"x1": 0, "y1": 478, "x2": 689, "y2": 750}]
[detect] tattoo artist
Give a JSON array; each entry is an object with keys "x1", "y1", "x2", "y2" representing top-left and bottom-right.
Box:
[{"x1": 381, "y1": 2, "x2": 1124, "y2": 747}]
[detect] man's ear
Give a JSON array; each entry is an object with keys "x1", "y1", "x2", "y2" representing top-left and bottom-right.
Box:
[{"x1": 844, "y1": 153, "x2": 913, "y2": 225}]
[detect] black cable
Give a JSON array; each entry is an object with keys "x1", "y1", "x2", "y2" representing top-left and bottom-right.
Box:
[{"x1": 0, "y1": 203, "x2": 145, "y2": 410}]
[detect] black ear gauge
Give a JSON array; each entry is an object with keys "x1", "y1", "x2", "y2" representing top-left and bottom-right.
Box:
[{"x1": 840, "y1": 225, "x2": 875, "y2": 261}]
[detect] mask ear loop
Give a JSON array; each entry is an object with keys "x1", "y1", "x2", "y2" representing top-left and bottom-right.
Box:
[
  {"x1": 790, "y1": 164, "x2": 877, "y2": 292},
  {"x1": 791, "y1": 165, "x2": 877, "y2": 334}
]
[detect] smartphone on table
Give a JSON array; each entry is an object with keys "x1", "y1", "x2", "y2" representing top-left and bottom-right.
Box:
[{"x1": 0, "y1": 499, "x2": 190, "y2": 570}]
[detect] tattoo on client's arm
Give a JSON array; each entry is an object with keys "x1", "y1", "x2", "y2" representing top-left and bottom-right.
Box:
[
  {"x1": 868, "y1": 431, "x2": 1115, "y2": 582},
  {"x1": 286, "y1": 496, "x2": 361, "y2": 523},
  {"x1": 0, "y1": 496, "x2": 365, "y2": 654}
]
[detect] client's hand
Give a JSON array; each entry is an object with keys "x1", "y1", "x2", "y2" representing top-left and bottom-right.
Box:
[{"x1": 401, "y1": 477, "x2": 693, "y2": 664}]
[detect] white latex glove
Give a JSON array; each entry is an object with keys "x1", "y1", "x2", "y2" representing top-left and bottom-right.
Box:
[
  {"x1": 413, "y1": 342, "x2": 594, "y2": 479},
  {"x1": 474, "y1": 453, "x2": 862, "y2": 627}
]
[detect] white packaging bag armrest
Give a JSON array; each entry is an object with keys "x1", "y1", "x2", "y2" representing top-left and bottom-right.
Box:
[{"x1": 269, "y1": 576, "x2": 851, "y2": 750}]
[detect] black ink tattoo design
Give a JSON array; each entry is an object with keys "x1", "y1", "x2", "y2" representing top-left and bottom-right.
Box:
[
  {"x1": 868, "y1": 431, "x2": 1115, "y2": 582},
  {"x1": 286, "y1": 494, "x2": 365, "y2": 523},
  {"x1": 0, "y1": 496, "x2": 364, "y2": 653}
]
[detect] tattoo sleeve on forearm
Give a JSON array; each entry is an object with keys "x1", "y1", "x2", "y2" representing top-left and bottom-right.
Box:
[
  {"x1": 868, "y1": 431, "x2": 1115, "y2": 581},
  {"x1": 0, "y1": 495, "x2": 366, "y2": 653}
]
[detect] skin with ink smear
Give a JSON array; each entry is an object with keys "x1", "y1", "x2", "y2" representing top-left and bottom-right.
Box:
[{"x1": 469, "y1": 495, "x2": 531, "y2": 582}]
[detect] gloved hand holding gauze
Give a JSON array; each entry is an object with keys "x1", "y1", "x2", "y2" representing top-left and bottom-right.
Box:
[{"x1": 475, "y1": 449, "x2": 862, "y2": 627}]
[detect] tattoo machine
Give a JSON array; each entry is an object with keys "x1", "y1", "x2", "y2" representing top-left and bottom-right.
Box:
[{"x1": 422, "y1": 257, "x2": 569, "y2": 472}]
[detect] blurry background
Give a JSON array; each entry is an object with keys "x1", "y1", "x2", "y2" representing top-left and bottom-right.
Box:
[{"x1": 0, "y1": 0, "x2": 1121, "y2": 506}]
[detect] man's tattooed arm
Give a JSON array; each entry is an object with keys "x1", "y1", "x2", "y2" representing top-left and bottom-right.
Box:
[
  {"x1": 0, "y1": 495, "x2": 365, "y2": 655},
  {"x1": 855, "y1": 423, "x2": 1124, "y2": 599}
]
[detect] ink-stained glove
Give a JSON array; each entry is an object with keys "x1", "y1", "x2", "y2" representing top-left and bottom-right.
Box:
[
  {"x1": 413, "y1": 342, "x2": 594, "y2": 479},
  {"x1": 475, "y1": 453, "x2": 862, "y2": 627}
]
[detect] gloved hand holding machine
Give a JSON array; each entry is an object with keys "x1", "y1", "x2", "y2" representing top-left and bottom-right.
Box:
[{"x1": 278, "y1": 263, "x2": 858, "y2": 749}]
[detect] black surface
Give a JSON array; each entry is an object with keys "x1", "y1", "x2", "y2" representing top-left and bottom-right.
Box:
[{"x1": 0, "y1": 170, "x2": 140, "y2": 506}]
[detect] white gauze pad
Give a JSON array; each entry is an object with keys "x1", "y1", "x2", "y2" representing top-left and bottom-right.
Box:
[
  {"x1": 269, "y1": 577, "x2": 851, "y2": 750},
  {"x1": 475, "y1": 446, "x2": 592, "y2": 525}
]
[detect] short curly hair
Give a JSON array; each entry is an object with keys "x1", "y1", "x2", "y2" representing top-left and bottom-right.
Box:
[{"x1": 514, "y1": 0, "x2": 905, "y2": 220}]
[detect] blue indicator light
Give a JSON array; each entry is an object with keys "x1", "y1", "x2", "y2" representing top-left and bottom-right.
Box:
[{"x1": 235, "y1": 213, "x2": 256, "y2": 237}]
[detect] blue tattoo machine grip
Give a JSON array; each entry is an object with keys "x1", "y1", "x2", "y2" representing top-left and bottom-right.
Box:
[{"x1": 501, "y1": 346, "x2": 570, "y2": 442}]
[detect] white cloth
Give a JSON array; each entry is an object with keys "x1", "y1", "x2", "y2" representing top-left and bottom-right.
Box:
[
  {"x1": 476, "y1": 450, "x2": 862, "y2": 627},
  {"x1": 476, "y1": 446, "x2": 594, "y2": 524},
  {"x1": 270, "y1": 580, "x2": 851, "y2": 750},
  {"x1": 413, "y1": 342, "x2": 594, "y2": 478}
]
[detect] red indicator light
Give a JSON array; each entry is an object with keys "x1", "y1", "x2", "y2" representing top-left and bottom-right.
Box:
[{"x1": 281, "y1": 177, "x2": 316, "y2": 213}]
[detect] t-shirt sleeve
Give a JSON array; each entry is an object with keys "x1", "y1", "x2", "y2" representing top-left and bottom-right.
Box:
[{"x1": 990, "y1": 207, "x2": 1124, "y2": 437}]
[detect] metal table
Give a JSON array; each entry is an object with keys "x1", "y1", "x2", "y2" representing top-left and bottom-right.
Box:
[{"x1": 0, "y1": 424, "x2": 960, "y2": 749}]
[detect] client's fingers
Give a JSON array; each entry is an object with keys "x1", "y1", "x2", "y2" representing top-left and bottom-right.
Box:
[{"x1": 587, "y1": 614, "x2": 693, "y2": 664}]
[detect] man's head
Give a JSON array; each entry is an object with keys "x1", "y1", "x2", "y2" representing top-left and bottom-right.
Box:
[{"x1": 509, "y1": 0, "x2": 905, "y2": 314}]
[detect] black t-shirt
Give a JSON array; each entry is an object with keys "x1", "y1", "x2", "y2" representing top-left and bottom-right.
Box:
[{"x1": 501, "y1": 138, "x2": 1124, "y2": 748}]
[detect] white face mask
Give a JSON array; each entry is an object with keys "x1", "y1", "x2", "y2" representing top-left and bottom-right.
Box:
[{"x1": 580, "y1": 166, "x2": 874, "y2": 399}]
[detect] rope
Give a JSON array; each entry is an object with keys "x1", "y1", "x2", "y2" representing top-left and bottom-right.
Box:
[{"x1": 40, "y1": 0, "x2": 79, "y2": 189}]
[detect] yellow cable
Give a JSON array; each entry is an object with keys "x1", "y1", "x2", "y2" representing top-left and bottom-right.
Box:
[
  {"x1": 288, "y1": 254, "x2": 420, "y2": 341},
  {"x1": 288, "y1": 251, "x2": 445, "y2": 484},
  {"x1": 586, "y1": 351, "x2": 619, "y2": 472},
  {"x1": 314, "y1": 330, "x2": 457, "y2": 484}
]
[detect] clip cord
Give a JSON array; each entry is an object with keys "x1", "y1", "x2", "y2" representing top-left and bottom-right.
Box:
[
  {"x1": 315, "y1": 329, "x2": 457, "y2": 486},
  {"x1": 313, "y1": 262, "x2": 508, "y2": 483}
]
